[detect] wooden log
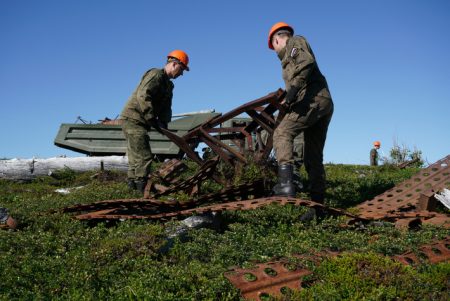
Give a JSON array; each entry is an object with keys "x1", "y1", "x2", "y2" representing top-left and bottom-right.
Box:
[{"x1": 0, "y1": 156, "x2": 128, "y2": 181}]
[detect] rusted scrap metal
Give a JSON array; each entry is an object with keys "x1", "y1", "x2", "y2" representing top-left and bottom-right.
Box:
[
  {"x1": 393, "y1": 236, "x2": 450, "y2": 265},
  {"x1": 160, "y1": 89, "x2": 286, "y2": 168},
  {"x1": 357, "y1": 154, "x2": 450, "y2": 219},
  {"x1": 379, "y1": 211, "x2": 450, "y2": 229},
  {"x1": 397, "y1": 157, "x2": 420, "y2": 169},
  {"x1": 225, "y1": 237, "x2": 450, "y2": 300},
  {"x1": 148, "y1": 158, "x2": 219, "y2": 198},
  {"x1": 73, "y1": 196, "x2": 368, "y2": 223},
  {"x1": 224, "y1": 260, "x2": 312, "y2": 300},
  {"x1": 0, "y1": 208, "x2": 17, "y2": 230},
  {"x1": 66, "y1": 179, "x2": 266, "y2": 221}
]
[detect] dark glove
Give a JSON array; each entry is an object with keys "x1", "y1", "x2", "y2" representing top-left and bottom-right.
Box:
[
  {"x1": 285, "y1": 86, "x2": 300, "y2": 107},
  {"x1": 148, "y1": 118, "x2": 163, "y2": 133},
  {"x1": 158, "y1": 120, "x2": 168, "y2": 130}
]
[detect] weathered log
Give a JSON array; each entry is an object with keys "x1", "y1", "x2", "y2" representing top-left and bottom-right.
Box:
[{"x1": 0, "y1": 156, "x2": 128, "y2": 181}]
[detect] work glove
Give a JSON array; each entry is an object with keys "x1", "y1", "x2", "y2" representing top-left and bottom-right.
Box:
[
  {"x1": 284, "y1": 86, "x2": 300, "y2": 108},
  {"x1": 148, "y1": 118, "x2": 163, "y2": 134},
  {"x1": 158, "y1": 120, "x2": 168, "y2": 130}
]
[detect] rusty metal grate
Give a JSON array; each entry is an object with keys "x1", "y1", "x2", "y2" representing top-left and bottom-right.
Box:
[
  {"x1": 225, "y1": 237, "x2": 450, "y2": 300},
  {"x1": 224, "y1": 260, "x2": 312, "y2": 300},
  {"x1": 357, "y1": 155, "x2": 450, "y2": 219},
  {"x1": 72, "y1": 196, "x2": 366, "y2": 223}
]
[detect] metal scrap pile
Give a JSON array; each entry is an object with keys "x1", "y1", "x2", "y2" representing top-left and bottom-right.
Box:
[{"x1": 59, "y1": 90, "x2": 449, "y2": 300}]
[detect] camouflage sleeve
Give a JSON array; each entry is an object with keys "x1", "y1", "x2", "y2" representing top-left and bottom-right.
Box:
[
  {"x1": 136, "y1": 70, "x2": 161, "y2": 122},
  {"x1": 290, "y1": 37, "x2": 316, "y2": 90}
]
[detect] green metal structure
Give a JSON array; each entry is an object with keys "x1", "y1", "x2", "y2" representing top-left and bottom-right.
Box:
[{"x1": 54, "y1": 113, "x2": 220, "y2": 158}]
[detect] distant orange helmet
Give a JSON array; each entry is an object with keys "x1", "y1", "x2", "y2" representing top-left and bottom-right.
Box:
[
  {"x1": 268, "y1": 22, "x2": 294, "y2": 49},
  {"x1": 167, "y1": 50, "x2": 189, "y2": 71},
  {"x1": 373, "y1": 141, "x2": 381, "y2": 147}
]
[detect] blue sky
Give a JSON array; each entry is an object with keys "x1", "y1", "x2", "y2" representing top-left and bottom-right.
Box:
[{"x1": 1, "y1": 0, "x2": 449, "y2": 164}]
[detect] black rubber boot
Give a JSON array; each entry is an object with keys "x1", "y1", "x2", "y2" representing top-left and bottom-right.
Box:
[
  {"x1": 272, "y1": 164, "x2": 296, "y2": 197},
  {"x1": 310, "y1": 193, "x2": 325, "y2": 204},
  {"x1": 134, "y1": 178, "x2": 147, "y2": 193},
  {"x1": 127, "y1": 179, "x2": 137, "y2": 190}
]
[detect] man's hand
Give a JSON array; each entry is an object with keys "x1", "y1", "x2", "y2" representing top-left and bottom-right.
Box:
[
  {"x1": 158, "y1": 120, "x2": 168, "y2": 130},
  {"x1": 285, "y1": 86, "x2": 300, "y2": 106},
  {"x1": 148, "y1": 118, "x2": 163, "y2": 133}
]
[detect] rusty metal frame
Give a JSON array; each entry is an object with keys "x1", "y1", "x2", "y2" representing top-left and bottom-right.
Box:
[
  {"x1": 72, "y1": 196, "x2": 367, "y2": 224},
  {"x1": 160, "y1": 89, "x2": 286, "y2": 167}
]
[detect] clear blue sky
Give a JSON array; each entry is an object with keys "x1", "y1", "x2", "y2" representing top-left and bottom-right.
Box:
[{"x1": 1, "y1": 0, "x2": 449, "y2": 164}]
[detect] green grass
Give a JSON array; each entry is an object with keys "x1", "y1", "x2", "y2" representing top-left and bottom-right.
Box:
[{"x1": 0, "y1": 163, "x2": 448, "y2": 300}]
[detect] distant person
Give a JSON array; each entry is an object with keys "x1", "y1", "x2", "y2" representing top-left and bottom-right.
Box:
[
  {"x1": 370, "y1": 141, "x2": 381, "y2": 166},
  {"x1": 268, "y1": 22, "x2": 334, "y2": 203},
  {"x1": 120, "y1": 50, "x2": 190, "y2": 192}
]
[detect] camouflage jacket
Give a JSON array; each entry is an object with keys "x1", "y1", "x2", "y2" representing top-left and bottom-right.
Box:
[
  {"x1": 370, "y1": 148, "x2": 378, "y2": 166},
  {"x1": 278, "y1": 36, "x2": 330, "y2": 105},
  {"x1": 120, "y1": 68, "x2": 173, "y2": 126}
]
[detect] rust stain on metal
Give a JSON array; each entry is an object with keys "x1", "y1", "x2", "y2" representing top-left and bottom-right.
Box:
[{"x1": 357, "y1": 155, "x2": 450, "y2": 219}]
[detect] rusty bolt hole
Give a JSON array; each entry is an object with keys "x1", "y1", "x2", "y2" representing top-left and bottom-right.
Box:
[
  {"x1": 243, "y1": 272, "x2": 257, "y2": 282},
  {"x1": 404, "y1": 257, "x2": 416, "y2": 265},
  {"x1": 414, "y1": 178, "x2": 421, "y2": 182},
  {"x1": 423, "y1": 173, "x2": 430, "y2": 176},
  {"x1": 264, "y1": 267, "x2": 278, "y2": 277},
  {"x1": 397, "y1": 199, "x2": 403, "y2": 202},
  {"x1": 417, "y1": 252, "x2": 429, "y2": 261},
  {"x1": 431, "y1": 248, "x2": 442, "y2": 255},
  {"x1": 259, "y1": 292, "x2": 272, "y2": 301},
  {"x1": 415, "y1": 188, "x2": 422, "y2": 192},
  {"x1": 395, "y1": 189, "x2": 403, "y2": 193},
  {"x1": 280, "y1": 286, "x2": 294, "y2": 295},
  {"x1": 433, "y1": 178, "x2": 441, "y2": 181}
]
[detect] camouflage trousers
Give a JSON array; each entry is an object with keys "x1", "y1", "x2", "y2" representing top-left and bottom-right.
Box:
[
  {"x1": 122, "y1": 118, "x2": 153, "y2": 180},
  {"x1": 273, "y1": 95, "x2": 333, "y2": 195}
]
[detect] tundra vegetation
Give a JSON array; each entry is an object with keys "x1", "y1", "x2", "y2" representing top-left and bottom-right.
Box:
[{"x1": 0, "y1": 161, "x2": 449, "y2": 300}]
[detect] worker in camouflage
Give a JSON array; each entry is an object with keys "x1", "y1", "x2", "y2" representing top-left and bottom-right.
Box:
[
  {"x1": 370, "y1": 141, "x2": 381, "y2": 166},
  {"x1": 268, "y1": 22, "x2": 333, "y2": 203},
  {"x1": 120, "y1": 50, "x2": 189, "y2": 192}
]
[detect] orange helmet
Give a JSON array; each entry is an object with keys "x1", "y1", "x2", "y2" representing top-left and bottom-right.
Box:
[
  {"x1": 373, "y1": 141, "x2": 381, "y2": 147},
  {"x1": 268, "y1": 22, "x2": 294, "y2": 49},
  {"x1": 167, "y1": 50, "x2": 189, "y2": 71}
]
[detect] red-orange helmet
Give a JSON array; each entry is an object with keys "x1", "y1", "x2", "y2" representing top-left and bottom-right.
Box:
[
  {"x1": 373, "y1": 141, "x2": 381, "y2": 147},
  {"x1": 167, "y1": 50, "x2": 189, "y2": 71},
  {"x1": 268, "y1": 22, "x2": 294, "y2": 49}
]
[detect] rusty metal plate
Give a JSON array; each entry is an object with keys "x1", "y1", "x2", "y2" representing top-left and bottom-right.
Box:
[
  {"x1": 393, "y1": 236, "x2": 450, "y2": 265},
  {"x1": 225, "y1": 237, "x2": 449, "y2": 300},
  {"x1": 224, "y1": 260, "x2": 312, "y2": 300},
  {"x1": 73, "y1": 196, "x2": 367, "y2": 223},
  {"x1": 357, "y1": 155, "x2": 450, "y2": 219}
]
